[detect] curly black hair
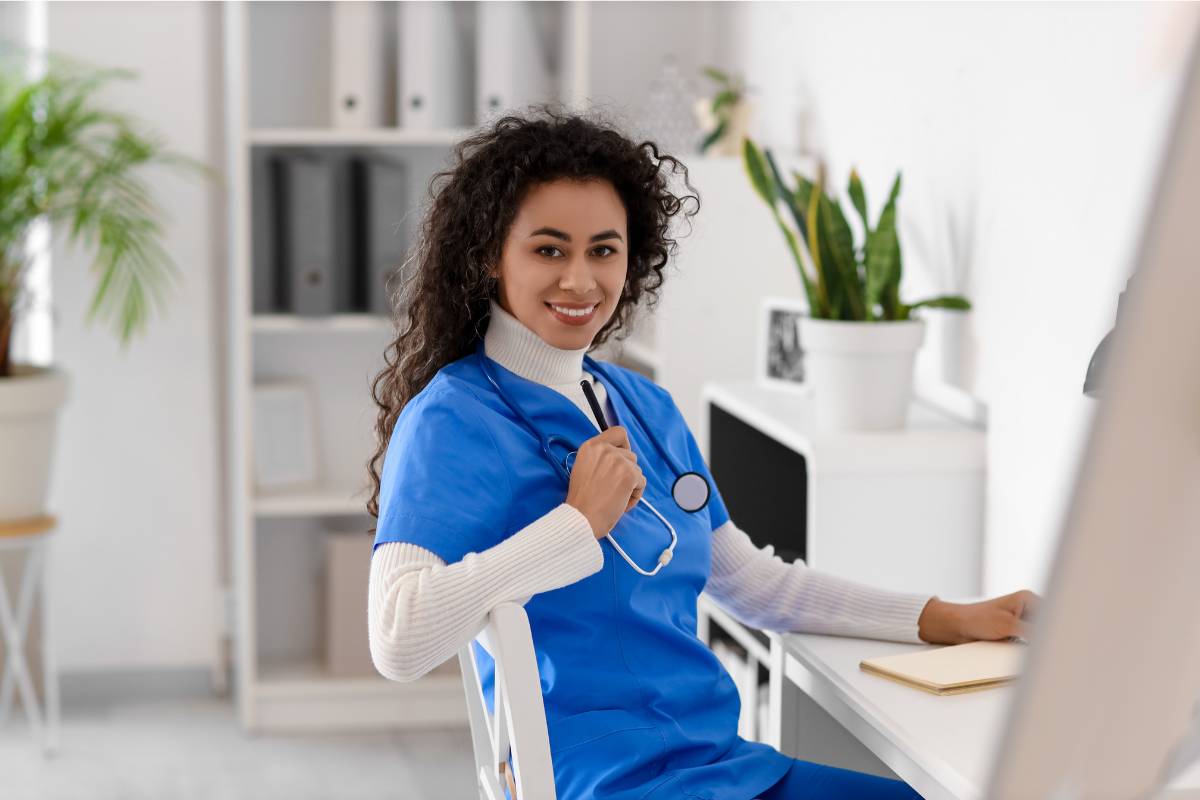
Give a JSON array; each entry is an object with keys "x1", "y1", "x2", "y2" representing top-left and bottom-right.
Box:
[{"x1": 364, "y1": 103, "x2": 701, "y2": 529}]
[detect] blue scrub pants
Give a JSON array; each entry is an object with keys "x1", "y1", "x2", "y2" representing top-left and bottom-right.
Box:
[{"x1": 755, "y1": 758, "x2": 923, "y2": 799}]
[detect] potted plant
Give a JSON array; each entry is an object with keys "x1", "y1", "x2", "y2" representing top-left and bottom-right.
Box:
[
  {"x1": 0, "y1": 49, "x2": 211, "y2": 519},
  {"x1": 742, "y1": 137, "x2": 970, "y2": 430},
  {"x1": 694, "y1": 66, "x2": 754, "y2": 157}
]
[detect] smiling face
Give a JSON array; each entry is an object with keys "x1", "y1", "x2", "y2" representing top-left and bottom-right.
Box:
[{"x1": 490, "y1": 178, "x2": 629, "y2": 350}]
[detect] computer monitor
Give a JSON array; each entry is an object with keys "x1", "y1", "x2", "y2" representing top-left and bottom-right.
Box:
[{"x1": 985, "y1": 17, "x2": 1200, "y2": 799}]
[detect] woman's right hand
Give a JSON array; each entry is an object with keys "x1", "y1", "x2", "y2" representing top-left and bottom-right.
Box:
[{"x1": 565, "y1": 426, "x2": 646, "y2": 540}]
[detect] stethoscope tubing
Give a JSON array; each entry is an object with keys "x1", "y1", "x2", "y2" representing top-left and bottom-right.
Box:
[{"x1": 474, "y1": 342, "x2": 706, "y2": 576}]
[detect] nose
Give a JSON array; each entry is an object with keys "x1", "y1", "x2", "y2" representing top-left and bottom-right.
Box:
[{"x1": 558, "y1": 250, "x2": 598, "y2": 295}]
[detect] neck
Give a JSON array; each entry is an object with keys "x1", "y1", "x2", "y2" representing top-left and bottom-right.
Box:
[{"x1": 483, "y1": 298, "x2": 591, "y2": 385}]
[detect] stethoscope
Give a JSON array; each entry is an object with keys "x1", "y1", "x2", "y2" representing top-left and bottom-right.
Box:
[{"x1": 475, "y1": 341, "x2": 710, "y2": 576}]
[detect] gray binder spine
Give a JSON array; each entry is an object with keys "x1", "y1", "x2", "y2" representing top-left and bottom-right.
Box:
[
  {"x1": 360, "y1": 157, "x2": 409, "y2": 315},
  {"x1": 331, "y1": 154, "x2": 359, "y2": 313},
  {"x1": 250, "y1": 150, "x2": 277, "y2": 313},
  {"x1": 276, "y1": 153, "x2": 336, "y2": 316}
]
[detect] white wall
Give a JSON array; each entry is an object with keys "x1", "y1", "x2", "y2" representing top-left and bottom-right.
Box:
[
  {"x1": 16, "y1": 0, "x2": 1193, "y2": 674},
  {"x1": 723, "y1": 1, "x2": 1194, "y2": 594},
  {"x1": 43, "y1": 1, "x2": 223, "y2": 672}
]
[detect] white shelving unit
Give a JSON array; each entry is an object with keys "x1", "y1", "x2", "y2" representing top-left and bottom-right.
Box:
[
  {"x1": 220, "y1": 0, "x2": 724, "y2": 732},
  {"x1": 221, "y1": 0, "x2": 620, "y2": 733}
]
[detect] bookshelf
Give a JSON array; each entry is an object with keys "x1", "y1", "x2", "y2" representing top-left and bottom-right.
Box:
[{"x1": 222, "y1": 0, "x2": 666, "y2": 733}]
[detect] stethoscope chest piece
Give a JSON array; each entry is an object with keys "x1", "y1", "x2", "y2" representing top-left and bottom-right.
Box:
[{"x1": 673, "y1": 471, "x2": 710, "y2": 513}]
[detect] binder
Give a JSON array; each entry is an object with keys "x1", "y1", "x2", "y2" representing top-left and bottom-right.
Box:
[
  {"x1": 351, "y1": 156, "x2": 409, "y2": 315},
  {"x1": 330, "y1": 153, "x2": 360, "y2": 313},
  {"x1": 331, "y1": 0, "x2": 389, "y2": 128},
  {"x1": 272, "y1": 153, "x2": 337, "y2": 316},
  {"x1": 250, "y1": 150, "x2": 278, "y2": 313},
  {"x1": 476, "y1": 1, "x2": 554, "y2": 125},
  {"x1": 398, "y1": 1, "x2": 474, "y2": 129},
  {"x1": 859, "y1": 640, "x2": 1027, "y2": 696}
]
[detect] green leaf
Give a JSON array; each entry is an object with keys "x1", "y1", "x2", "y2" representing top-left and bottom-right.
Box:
[
  {"x1": 699, "y1": 117, "x2": 728, "y2": 154},
  {"x1": 763, "y1": 149, "x2": 808, "y2": 243},
  {"x1": 743, "y1": 138, "x2": 820, "y2": 312},
  {"x1": 906, "y1": 295, "x2": 972, "y2": 312},
  {"x1": 806, "y1": 176, "x2": 833, "y2": 318},
  {"x1": 820, "y1": 196, "x2": 866, "y2": 320},
  {"x1": 702, "y1": 66, "x2": 731, "y2": 85},
  {"x1": 711, "y1": 89, "x2": 738, "y2": 113},
  {"x1": 865, "y1": 172, "x2": 902, "y2": 318},
  {"x1": 790, "y1": 171, "x2": 815, "y2": 214},
  {"x1": 847, "y1": 168, "x2": 869, "y2": 236},
  {"x1": 741, "y1": 137, "x2": 776, "y2": 206}
]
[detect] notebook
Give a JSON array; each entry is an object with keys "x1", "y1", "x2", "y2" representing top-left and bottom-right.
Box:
[{"x1": 860, "y1": 640, "x2": 1027, "y2": 696}]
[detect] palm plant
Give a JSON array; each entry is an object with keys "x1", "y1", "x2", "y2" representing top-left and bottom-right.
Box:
[
  {"x1": 742, "y1": 136, "x2": 970, "y2": 321},
  {"x1": 0, "y1": 45, "x2": 213, "y2": 377}
]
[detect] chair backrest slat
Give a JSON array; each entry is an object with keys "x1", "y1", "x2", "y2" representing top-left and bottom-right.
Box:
[{"x1": 458, "y1": 602, "x2": 557, "y2": 800}]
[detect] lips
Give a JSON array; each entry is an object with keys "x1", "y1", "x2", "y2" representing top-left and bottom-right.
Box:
[{"x1": 545, "y1": 302, "x2": 598, "y2": 326}]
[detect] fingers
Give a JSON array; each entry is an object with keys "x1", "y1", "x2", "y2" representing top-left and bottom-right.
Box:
[
  {"x1": 1020, "y1": 589, "x2": 1040, "y2": 619},
  {"x1": 598, "y1": 425, "x2": 631, "y2": 450},
  {"x1": 626, "y1": 472, "x2": 647, "y2": 512}
]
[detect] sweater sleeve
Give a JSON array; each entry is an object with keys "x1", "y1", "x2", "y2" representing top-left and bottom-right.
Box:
[
  {"x1": 704, "y1": 519, "x2": 935, "y2": 644},
  {"x1": 368, "y1": 502, "x2": 604, "y2": 682}
]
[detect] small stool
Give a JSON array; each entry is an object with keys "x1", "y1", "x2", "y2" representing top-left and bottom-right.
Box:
[{"x1": 0, "y1": 514, "x2": 59, "y2": 756}]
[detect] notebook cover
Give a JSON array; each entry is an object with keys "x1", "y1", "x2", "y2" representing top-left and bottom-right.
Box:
[{"x1": 859, "y1": 640, "x2": 1026, "y2": 696}]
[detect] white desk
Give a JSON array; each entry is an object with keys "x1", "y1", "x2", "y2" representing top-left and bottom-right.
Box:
[
  {"x1": 767, "y1": 631, "x2": 1200, "y2": 800},
  {"x1": 768, "y1": 632, "x2": 1007, "y2": 800}
]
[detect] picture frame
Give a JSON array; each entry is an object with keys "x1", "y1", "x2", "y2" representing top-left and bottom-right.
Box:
[
  {"x1": 252, "y1": 380, "x2": 320, "y2": 491},
  {"x1": 756, "y1": 296, "x2": 810, "y2": 393}
]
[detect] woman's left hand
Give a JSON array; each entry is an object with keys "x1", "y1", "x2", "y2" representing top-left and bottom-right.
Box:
[{"x1": 917, "y1": 590, "x2": 1041, "y2": 645}]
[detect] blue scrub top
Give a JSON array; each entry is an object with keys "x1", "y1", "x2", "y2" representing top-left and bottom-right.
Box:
[{"x1": 374, "y1": 344, "x2": 793, "y2": 799}]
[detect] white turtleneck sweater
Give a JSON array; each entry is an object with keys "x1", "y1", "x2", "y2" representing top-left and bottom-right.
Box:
[{"x1": 368, "y1": 299, "x2": 936, "y2": 683}]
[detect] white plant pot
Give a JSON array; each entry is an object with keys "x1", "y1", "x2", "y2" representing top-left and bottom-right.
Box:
[
  {"x1": 798, "y1": 317, "x2": 926, "y2": 431},
  {"x1": 0, "y1": 364, "x2": 69, "y2": 519}
]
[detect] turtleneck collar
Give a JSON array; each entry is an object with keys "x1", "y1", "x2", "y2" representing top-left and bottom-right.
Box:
[{"x1": 483, "y1": 298, "x2": 590, "y2": 386}]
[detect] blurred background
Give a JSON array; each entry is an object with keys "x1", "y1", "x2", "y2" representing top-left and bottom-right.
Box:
[{"x1": 0, "y1": 1, "x2": 1194, "y2": 798}]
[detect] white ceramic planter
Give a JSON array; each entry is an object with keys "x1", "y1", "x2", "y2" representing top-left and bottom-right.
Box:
[
  {"x1": 0, "y1": 364, "x2": 69, "y2": 518},
  {"x1": 798, "y1": 317, "x2": 926, "y2": 431}
]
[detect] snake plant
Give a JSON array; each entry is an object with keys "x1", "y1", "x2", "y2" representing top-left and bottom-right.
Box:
[
  {"x1": 0, "y1": 44, "x2": 213, "y2": 377},
  {"x1": 742, "y1": 136, "x2": 970, "y2": 322}
]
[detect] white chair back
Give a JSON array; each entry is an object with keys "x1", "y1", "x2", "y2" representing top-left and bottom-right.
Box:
[{"x1": 458, "y1": 602, "x2": 556, "y2": 800}]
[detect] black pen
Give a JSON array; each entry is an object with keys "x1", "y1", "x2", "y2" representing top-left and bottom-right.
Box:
[{"x1": 580, "y1": 379, "x2": 609, "y2": 431}]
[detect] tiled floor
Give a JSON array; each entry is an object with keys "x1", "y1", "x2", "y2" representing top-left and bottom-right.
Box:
[{"x1": 0, "y1": 691, "x2": 478, "y2": 800}]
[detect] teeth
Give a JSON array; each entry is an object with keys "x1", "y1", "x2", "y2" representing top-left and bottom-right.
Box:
[{"x1": 551, "y1": 304, "x2": 595, "y2": 317}]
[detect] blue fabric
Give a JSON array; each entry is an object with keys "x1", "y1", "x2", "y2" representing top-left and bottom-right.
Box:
[
  {"x1": 375, "y1": 342, "x2": 789, "y2": 799},
  {"x1": 756, "y1": 758, "x2": 923, "y2": 799}
]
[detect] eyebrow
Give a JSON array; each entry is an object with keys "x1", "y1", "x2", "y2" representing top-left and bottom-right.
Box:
[{"x1": 528, "y1": 226, "x2": 624, "y2": 243}]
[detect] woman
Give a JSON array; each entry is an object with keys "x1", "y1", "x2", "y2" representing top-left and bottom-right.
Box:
[{"x1": 366, "y1": 106, "x2": 1038, "y2": 799}]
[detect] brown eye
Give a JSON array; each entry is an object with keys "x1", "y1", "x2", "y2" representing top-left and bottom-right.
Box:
[
  {"x1": 593, "y1": 245, "x2": 616, "y2": 257},
  {"x1": 537, "y1": 245, "x2": 562, "y2": 258}
]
